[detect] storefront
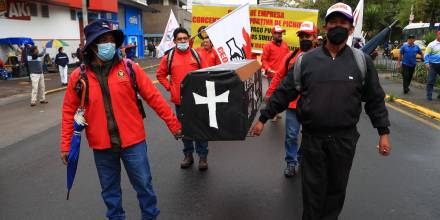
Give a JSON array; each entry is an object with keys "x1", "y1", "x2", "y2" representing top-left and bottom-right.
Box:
[{"x1": 118, "y1": 3, "x2": 145, "y2": 58}]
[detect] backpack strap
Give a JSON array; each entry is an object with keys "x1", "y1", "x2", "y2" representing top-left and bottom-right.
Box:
[
  {"x1": 351, "y1": 47, "x2": 367, "y2": 86},
  {"x1": 75, "y1": 63, "x2": 89, "y2": 105},
  {"x1": 123, "y1": 59, "x2": 147, "y2": 119},
  {"x1": 285, "y1": 49, "x2": 300, "y2": 72},
  {"x1": 292, "y1": 53, "x2": 304, "y2": 91},
  {"x1": 190, "y1": 48, "x2": 202, "y2": 68},
  {"x1": 167, "y1": 48, "x2": 202, "y2": 74},
  {"x1": 166, "y1": 48, "x2": 175, "y2": 75}
]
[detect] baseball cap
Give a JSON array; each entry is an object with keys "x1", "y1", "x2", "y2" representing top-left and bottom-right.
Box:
[
  {"x1": 297, "y1": 21, "x2": 317, "y2": 35},
  {"x1": 325, "y1": 2, "x2": 353, "y2": 23},
  {"x1": 272, "y1": 25, "x2": 285, "y2": 34}
]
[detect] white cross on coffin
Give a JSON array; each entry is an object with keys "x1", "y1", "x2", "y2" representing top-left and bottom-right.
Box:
[{"x1": 193, "y1": 81, "x2": 230, "y2": 129}]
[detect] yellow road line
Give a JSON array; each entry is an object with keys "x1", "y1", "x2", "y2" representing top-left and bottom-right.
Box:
[
  {"x1": 386, "y1": 103, "x2": 440, "y2": 130},
  {"x1": 386, "y1": 95, "x2": 440, "y2": 121},
  {"x1": 45, "y1": 87, "x2": 67, "y2": 95}
]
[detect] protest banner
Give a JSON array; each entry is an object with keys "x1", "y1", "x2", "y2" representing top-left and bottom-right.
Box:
[
  {"x1": 204, "y1": 4, "x2": 252, "y2": 63},
  {"x1": 157, "y1": 9, "x2": 179, "y2": 57},
  {"x1": 192, "y1": 4, "x2": 318, "y2": 53}
]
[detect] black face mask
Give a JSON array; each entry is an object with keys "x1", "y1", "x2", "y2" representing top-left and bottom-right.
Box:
[
  {"x1": 274, "y1": 38, "x2": 282, "y2": 44},
  {"x1": 327, "y1": 26, "x2": 349, "y2": 45},
  {"x1": 300, "y1": 40, "x2": 313, "y2": 51}
]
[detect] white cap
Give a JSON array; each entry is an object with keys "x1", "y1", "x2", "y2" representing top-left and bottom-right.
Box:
[
  {"x1": 272, "y1": 25, "x2": 285, "y2": 33},
  {"x1": 325, "y1": 2, "x2": 353, "y2": 22},
  {"x1": 297, "y1": 21, "x2": 317, "y2": 34}
]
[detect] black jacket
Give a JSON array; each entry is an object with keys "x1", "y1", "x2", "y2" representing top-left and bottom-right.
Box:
[
  {"x1": 55, "y1": 52, "x2": 69, "y2": 67},
  {"x1": 260, "y1": 45, "x2": 390, "y2": 136}
]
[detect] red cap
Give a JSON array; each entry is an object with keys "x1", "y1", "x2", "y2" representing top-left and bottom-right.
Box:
[
  {"x1": 297, "y1": 21, "x2": 317, "y2": 35},
  {"x1": 272, "y1": 25, "x2": 285, "y2": 34}
]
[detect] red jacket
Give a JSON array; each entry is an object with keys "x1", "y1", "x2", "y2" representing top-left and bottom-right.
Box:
[
  {"x1": 266, "y1": 51, "x2": 301, "y2": 109},
  {"x1": 61, "y1": 60, "x2": 181, "y2": 152},
  {"x1": 261, "y1": 41, "x2": 289, "y2": 78},
  {"x1": 196, "y1": 47, "x2": 221, "y2": 67},
  {"x1": 156, "y1": 48, "x2": 203, "y2": 105}
]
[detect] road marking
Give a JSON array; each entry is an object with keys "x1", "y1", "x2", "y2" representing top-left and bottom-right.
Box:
[
  {"x1": 143, "y1": 64, "x2": 159, "y2": 70},
  {"x1": 386, "y1": 103, "x2": 440, "y2": 130},
  {"x1": 45, "y1": 87, "x2": 67, "y2": 95},
  {"x1": 386, "y1": 95, "x2": 440, "y2": 121}
]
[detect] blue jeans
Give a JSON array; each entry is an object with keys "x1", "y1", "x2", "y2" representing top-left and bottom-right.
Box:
[
  {"x1": 175, "y1": 105, "x2": 209, "y2": 157},
  {"x1": 285, "y1": 109, "x2": 300, "y2": 166},
  {"x1": 427, "y1": 63, "x2": 440, "y2": 99},
  {"x1": 93, "y1": 141, "x2": 160, "y2": 220}
]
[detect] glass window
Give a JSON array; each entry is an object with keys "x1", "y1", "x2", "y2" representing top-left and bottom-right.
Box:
[
  {"x1": 29, "y1": 3, "x2": 38, "y2": 16},
  {"x1": 41, "y1": 5, "x2": 49, "y2": 18},
  {"x1": 70, "y1": 9, "x2": 76, "y2": 20}
]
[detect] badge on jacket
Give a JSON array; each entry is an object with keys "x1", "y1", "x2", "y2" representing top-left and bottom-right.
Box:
[{"x1": 118, "y1": 70, "x2": 124, "y2": 78}]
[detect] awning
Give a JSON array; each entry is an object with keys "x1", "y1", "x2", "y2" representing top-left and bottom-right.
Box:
[{"x1": 0, "y1": 38, "x2": 34, "y2": 45}]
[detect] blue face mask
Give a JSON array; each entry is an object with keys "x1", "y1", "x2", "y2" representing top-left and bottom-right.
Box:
[
  {"x1": 96, "y1": 43, "x2": 116, "y2": 62},
  {"x1": 176, "y1": 42, "x2": 189, "y2": 51}
]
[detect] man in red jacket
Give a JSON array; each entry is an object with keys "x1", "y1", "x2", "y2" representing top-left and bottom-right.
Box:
[
  {"x1": 196, "y1": 36, "x2": 221, "y2": 67},
  {"x1": 61, "y1": 19, "x2": 182, "y2": 220},
  {"x1": 265, "y1": 21, "x2": 317, "y2": 177},
  {"x1": 261, "y1": 25, "x2": 289, "y2": 121},
  {"x1": 156, "y1": 27, "x2": 210, "y2": 171}
]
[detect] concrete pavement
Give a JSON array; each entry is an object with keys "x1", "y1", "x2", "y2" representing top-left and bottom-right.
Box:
[{"x1": 0, "y1": 57, "x2": 161, "y2": 106}]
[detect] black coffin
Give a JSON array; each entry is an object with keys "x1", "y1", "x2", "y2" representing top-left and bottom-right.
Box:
[{"x1": 180, "y1": 60, "x2": 262, "y2": 141}]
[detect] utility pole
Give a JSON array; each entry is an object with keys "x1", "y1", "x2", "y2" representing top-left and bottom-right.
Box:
[{"x1": 82, "y1": 0, "x2": 88, "y2": 26}]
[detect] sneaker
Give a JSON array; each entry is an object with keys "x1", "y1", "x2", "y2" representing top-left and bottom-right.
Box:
[
  {"x1": 180, "y1": 154, "x2": 194, "y2": 169},
  {"x1": 284, "y1": 164, "x2": 297, "y2": 178},
  {"x1": 40, "y1": 100, "x2": 48, "y2": 104},
  {"x1": 198, "y1": 157, "x2": 208, "y2": 171},
  {"x1": 30, "y1": 103, "x2": 36, "y2": 107}
]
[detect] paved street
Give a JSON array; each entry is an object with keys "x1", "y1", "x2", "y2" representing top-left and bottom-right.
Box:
[{"x1": 1, "y1": 70, "x2": 440, "y2": 220}]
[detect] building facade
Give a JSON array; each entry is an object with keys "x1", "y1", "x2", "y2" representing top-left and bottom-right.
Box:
[
  {"x1": 143, "y1": 0, "x2": 191, "y2": 45},
  {"x1": 0, "y1": 0, "x2": 118, "y2": 63}
]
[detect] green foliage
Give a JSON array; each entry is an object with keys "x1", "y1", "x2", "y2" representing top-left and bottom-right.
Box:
[
  {"x1": 296, "y1": 0, "x2": 440, "y2": 40},
  {"x1": 423, "y1": 32, "x2": 437, "y2": 44}
]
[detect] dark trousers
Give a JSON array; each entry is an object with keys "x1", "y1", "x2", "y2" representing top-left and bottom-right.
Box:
[
  {"x1": 301, "y1": 132, "x2": 359, "y2": 220},
  {"x1": 401, "y1": 64, "x2": 416, "y2": 92},
  {"x1": 427, "y1": 63, "x2": 440, "y2": 99}
]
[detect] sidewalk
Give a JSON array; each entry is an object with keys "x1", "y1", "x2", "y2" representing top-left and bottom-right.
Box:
[
  {"x1": 379, "y1": 73, "x2": 440, "y2": 114},
  {"x1": 0, "y1": 57, "x2": 160, "y2": 102}
]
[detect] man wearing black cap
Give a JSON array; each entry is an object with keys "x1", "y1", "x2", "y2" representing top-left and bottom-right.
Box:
[
  {"x1": 252, "y1": 3, "x2": 391, "y2": 219},
  {"x1": 398, "y1": 35, "x2": 423, "y2": 94},
  {"x1": 61, "y1": 19, "x2": 182, "y2": 219}
]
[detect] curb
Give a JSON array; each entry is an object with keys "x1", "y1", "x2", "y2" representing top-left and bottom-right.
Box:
[{"x1": 386, "y1": 95, "x2": 440, "y2": 121}]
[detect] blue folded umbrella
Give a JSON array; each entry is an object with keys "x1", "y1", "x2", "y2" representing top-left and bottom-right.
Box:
[
  {"x1": 362, "y1": 20, "x2": 398, "y2": 55},
  {"x1": 66, "y1": 109, "x2": 86, "y2": 200}
]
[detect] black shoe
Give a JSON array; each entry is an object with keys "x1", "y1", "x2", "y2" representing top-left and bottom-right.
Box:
[
  {"x1": 284, "y1": 164, "x2": 297, "y2": 178},
  {"x1": 180, "y1": 154, "x2": 194, "y2": 169},
  {"x1": 403, "y1": 88, "x2": 409, "y2": 94}
]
